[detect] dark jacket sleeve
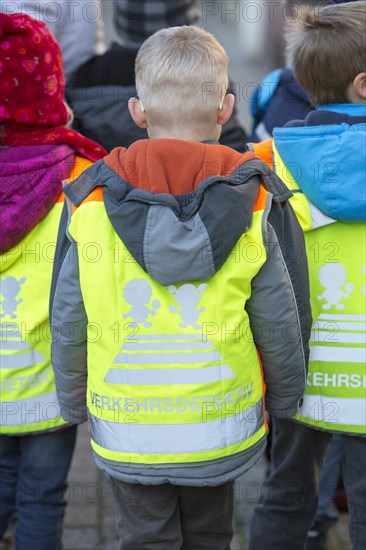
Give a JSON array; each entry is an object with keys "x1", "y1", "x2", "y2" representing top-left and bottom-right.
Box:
[
  {"x1": 49, "y1": 201, "x2": 71, "y2": 319},
  {"x1": 246, "y1": 197, "x2": 312, "y2": 418},
  {"x1": 220, "y1": 107, "x2": 249, "y2": 152},
  {"x1": 51, "y1": 242, "x2": 88, "y2": 424}
]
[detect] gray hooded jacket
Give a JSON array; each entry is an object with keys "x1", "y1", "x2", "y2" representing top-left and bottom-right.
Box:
[{"x1": 51, "y1": 140, "x2": 311, "y2": 485}]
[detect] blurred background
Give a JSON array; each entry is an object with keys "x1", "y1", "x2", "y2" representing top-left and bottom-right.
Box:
[{"x1": 101, "y1": 0, "x2": 287, "y2": 132}]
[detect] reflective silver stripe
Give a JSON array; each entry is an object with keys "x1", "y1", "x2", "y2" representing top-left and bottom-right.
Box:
[
  {"x1": 319, "y1": 314, "x2": 366, "y2": 321},
  {"x1": 1, "y1": 340, "x2": 32, "y2": 351},
  {"x1": 300, "y1": 395, "x2": 366, "y2": 427},
  {"x1": 310, "y1": 346, "x2": 365, "y2": 363},
  {"x1": 315, "y1": 321, "x2": 365, "y2": 331},
  {"x1": 122, "y1": 342, "x2": 213, "y2": 350},
  {"x1": 265, "y1": 192, "x2": 273, "y2": 210},
  {"x1": 310, "y1": 332, "x2": 366, "y2": 345},
  {"x1": 308, "y1": 201, "x2": 336, "y2": 230},
  {"x1": 126, "y1": 334, "x2": 203, "y2": 341},
  {"x1": 89, "y1": 399, "x2": 264, "y2": 454},
  {"x1": 104, "y1": 364, "x2": 235, "y2": 385},
  {"x1": 113, "y1": 351, "x2": 222, "y2": 365},
  {"x1": 0, "y1": 391, "x2": 61, "y2": 426},
  {"x1": 0, "y1": 350, "x2": 46, "y2": 369},
  {"x1": 0, "y1": 323, "x2": 21, "y2": 338}
]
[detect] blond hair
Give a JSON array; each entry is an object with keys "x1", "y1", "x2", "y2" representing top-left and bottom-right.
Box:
[
  {"x1": 135, "y1": 26, "x2": 228, "y2": 132},
  {"x1": 286, "y1": 1, "x2": 366, "y2": 104}
]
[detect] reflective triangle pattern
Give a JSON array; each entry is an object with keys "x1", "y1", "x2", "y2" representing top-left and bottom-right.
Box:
[
  {"x1": 105, "y1": 333, "x2": 235, "y2": 385},
  {"x1": 0, "y1": 322, "x2": 46, "y2": 369},
  {"x1": 310, "y1": 314, "x2": 366, "y2": 363}
]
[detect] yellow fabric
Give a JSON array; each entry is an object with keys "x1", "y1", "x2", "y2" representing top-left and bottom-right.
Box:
[
  {"x1": 272, "y1": 142, "x2": 312, "y2": 232},
  {"x1": 0, "y1": 157, "x2": 92, "y2": 435},
  {"x1": 1, "y1": 203, "x2": 67, "y2": 434},
  {"x1": 69, "y1": 200, "x2": 269, "y2": 464}
]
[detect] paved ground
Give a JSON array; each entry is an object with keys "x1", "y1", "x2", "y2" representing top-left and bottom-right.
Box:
[
  {"x1": 0, "y1": 423, "x2": 352, "y2": 550},
  {"x1": 60, "y1": 424, "x2": 351, "y2": 550}
]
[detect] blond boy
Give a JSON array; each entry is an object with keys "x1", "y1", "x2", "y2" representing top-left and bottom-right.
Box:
[{"x1": 51, "y1": 26, "x2": 310, "y2": 549}]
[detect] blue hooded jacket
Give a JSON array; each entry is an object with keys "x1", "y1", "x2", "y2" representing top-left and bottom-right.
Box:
[{"x1": 273, "y1": 104, "x2": 366, "y2": 222}]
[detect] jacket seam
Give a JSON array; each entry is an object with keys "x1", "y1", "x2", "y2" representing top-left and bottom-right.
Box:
[
  {"x1": 196, "y1": 213, "x2": 215, "y2": 276},
  {"x1": 143, "y1": 207, "x2": 153, "y2": 276}
]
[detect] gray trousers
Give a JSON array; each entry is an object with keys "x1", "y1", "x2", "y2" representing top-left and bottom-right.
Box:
[
  {"x1": 248, "y1": 417, "x2": 366, "y2": 550},
  {"x1": 110, "y1": 478, "x2": 234, "y2": 550}
]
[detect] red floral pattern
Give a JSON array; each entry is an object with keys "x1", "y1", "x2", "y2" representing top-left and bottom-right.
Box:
[{"x1": 0, "y1": 13, "x2": 107, "y2": 161}]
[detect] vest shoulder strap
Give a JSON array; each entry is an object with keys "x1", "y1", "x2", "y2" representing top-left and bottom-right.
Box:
[
  {"x1": 57, "y1": 156, "x2": 94, "y2": 203},
  {"x1": 252, "y1": 139, "x2": 274, "y2": 170}
]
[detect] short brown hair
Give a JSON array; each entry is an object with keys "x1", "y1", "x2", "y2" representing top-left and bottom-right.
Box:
[{"x1": 286, "y1": 1, "x2": 366, "y2": 104}]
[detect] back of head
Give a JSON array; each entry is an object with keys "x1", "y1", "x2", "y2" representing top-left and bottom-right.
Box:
[
  {"x1": 135, "y1": 25, "x2": 228, "y2": 134},
  {"x1": 285, "y1": 1, "x2": 366, "y2": 104}
]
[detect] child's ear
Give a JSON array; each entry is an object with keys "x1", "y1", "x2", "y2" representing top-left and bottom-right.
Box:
[
  {"x1": 217, "y1": 93, "x2": 235, "y2": 126},
  {"x1": 128, "y1": 98, "x2": 148, "y2": 128},
  {"x1": 353, "y1": 72, "x2": 366, "y2": 101}
]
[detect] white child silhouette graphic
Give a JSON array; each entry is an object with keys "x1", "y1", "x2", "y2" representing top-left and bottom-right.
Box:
[
  {"x1": 123, "y1": 279, "x2": 160, "y2": 328},
  {"x1": 317, "y1": 263, "x2": 354, "y2": 310},
  {"x1": 168, "y1": 283, "x2": 207, "y2": 328},
  {"x1": 0, "y1": 276, "x2": 26, "y2": 319}
]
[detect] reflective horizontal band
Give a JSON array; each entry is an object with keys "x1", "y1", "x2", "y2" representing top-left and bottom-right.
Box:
[
  {"x1": 310, "y1": 346, "x2": 365, "y2": 363},
  {"x1": 0, "y1": 392, "x2": 61, "y2": 426},
  {"x1": 318, "y1": 314, "x2": 366, "y2": 321},
  {"x1": 126, "y1": 334, "x2": 203, "y2": 341},
  {"x1": 314, "y1": 321, "x2": 366, "y2": 331},
  {"x1": 113, "y1": 351, "x2": 222, "y2": 365},
  {"x1": 89, "y1": 399, "x2": 264, "y2": 454},
  {"x1": 1, "y1": 340, "x2": 32, "y2": 351},
  {"x1": 0, "y1": 330, "x2": 22, "y2": 339},
  {"x1": 300, "y1": 395, "x2": 366, "y2": 427},
  {"x1": 0, "y1": 350, "x2": 46, "y2": 369},
  {"x1": 104, "y1": 364, "x2": 235, "y2": 385},
  {"x1": 122, "y1": 341, "x2": 213, "y2": 350},
  {"x1": 310, "y1": 332, "x2": 366, "y2": 344},
  {"x1": 308, "y1": 202, "x2": 336, "y2": 230}
]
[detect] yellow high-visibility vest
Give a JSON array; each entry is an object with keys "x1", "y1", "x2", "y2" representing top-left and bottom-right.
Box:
[
  {"x1": 253, "y1": 140, "x2": 366, "y2": 435},
  {"x1": 68, "y1": 185, "x2": 271, "y2": 465},
  {"x1": 1, "y1": 157, "x2": 92, "y2": 435}
]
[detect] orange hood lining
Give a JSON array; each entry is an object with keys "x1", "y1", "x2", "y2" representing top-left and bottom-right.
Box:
[{"x1": 104, "y1": 139, "x2": 256, "y2": 194}]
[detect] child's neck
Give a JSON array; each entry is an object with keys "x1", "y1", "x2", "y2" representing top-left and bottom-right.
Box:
[{"x1": 147, "y1": 126, "x2": 220, "y2": 142}]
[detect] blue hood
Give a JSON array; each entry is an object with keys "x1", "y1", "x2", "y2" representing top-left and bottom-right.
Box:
[{"x1": 273, "y1": 104, "x2": 366, "y2": 222}]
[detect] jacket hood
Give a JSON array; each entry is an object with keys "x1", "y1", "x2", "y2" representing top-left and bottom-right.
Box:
[
  {"x1": 273, "y1": 104, "x2": 366, "y2": 222},
  {"x1": 65, "y1": 139, "x2": 290, "y2": 285}
]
